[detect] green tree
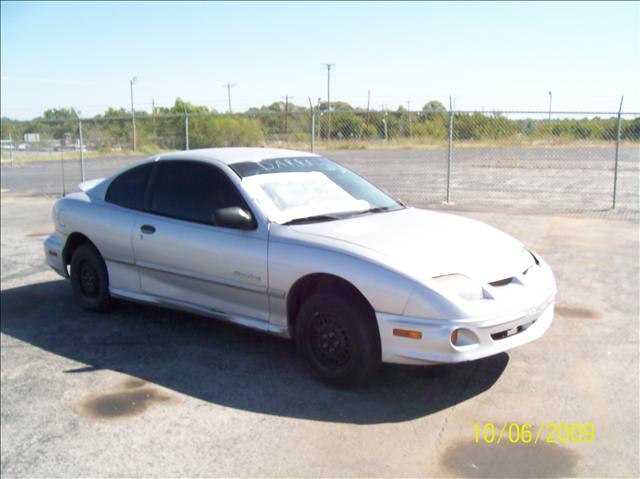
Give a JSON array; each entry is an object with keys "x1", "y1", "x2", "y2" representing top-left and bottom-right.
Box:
[{"x1": 421, "y1": 101, "x2": 447, "y2": 117}]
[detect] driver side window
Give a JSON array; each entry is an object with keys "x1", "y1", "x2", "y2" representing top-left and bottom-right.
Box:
[{"x1": 148, "y1": 160, "x2": 251, "y2": 228}]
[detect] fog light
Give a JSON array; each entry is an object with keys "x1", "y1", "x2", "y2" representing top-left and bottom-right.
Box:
[
  {"x1": 451, "y1": 328, "x2": 480, "y2": 347},
  {"x1": 393, "y1": 328, "x2": 422, "y2": 340}
]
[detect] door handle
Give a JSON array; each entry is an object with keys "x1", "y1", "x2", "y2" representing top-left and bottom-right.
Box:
[{"x1": 140, "y1": 224, "x2": 156, "y2": 234}]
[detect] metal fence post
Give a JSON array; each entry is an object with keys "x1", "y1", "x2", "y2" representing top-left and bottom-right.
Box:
[
  {"x1": 184, "y1": 112, "x2": 190, "y2": 150},
  {"x1": 60, "y1": 148, "x2": 66, "y2": 196},
  {"x1": 130, "y1": 77, "x2": 137, "y2": 151},
  {"x1": 382, "y1": 107, "x2": 388, "y2": 142},
  {"x1": 446, "y1": 96, "x2": 454, "y2": 203},
  {"x1": 310, "y1": 112, "x2": 316, "y2": 153},
  {"x1": 311, "y1": 110, "x2": 316, "y2": 152},
  {"x1": 612, "y1": 96, "x2": 624, "y2": 209},
  {"x1": 308, "y1": 97, "x2": 316, "y2": 152},
  {"x1": 77, "y1": 113, "x2": 85, "y2": 182}
]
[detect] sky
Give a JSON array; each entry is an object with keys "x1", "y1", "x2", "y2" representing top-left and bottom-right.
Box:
[{"x1": 1, "y1": 1, "x2": 639, "y2": 119}]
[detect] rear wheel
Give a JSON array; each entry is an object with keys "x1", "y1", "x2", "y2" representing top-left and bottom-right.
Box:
[
  {"x1": 296, "y1": 293, "x2": 381, "y2": 387},
  {"x1": 70, "y1": 243, "x2": 111, "y2": 312}
]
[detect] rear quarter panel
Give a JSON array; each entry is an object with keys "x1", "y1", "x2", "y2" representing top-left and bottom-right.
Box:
[{"x1": 56, "y1": 194, "x2": 140, "y2": 292}]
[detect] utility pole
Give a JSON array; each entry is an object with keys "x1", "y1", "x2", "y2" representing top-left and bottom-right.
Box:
[
  {"x1": 223, "y1": 83, "x2": 236, "y2": 113},
  {"x1": 322, "y1": 63, "x2": 335, "y2": 141},
  {"x1": 281, "y1": 95, "x2": 292, "y2": 143},
  {"x1": 130, "y1": 76, "x2": 137, "y2": 151}
]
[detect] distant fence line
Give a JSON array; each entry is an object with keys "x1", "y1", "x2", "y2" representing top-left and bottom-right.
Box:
[
  {"x1": 2, "y1": 109, "x2": 639, "y2": 155},
  {"x1": 2, "y1": 108, "x2": 638, "y2": 213}
]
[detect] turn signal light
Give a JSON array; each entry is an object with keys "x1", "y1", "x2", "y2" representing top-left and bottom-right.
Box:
[
  {"x1": 450, "y1": 329, "x2": 459, "y2": 345},
  {"x1": 393, "y1": 328, "x2": 422, "y2": 340}
]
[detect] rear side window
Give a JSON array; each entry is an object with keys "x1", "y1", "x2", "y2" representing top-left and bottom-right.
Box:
[
  {"x1": 105, "y1": 163, "x2": 153, "y2": 211},
  {"x1": 148, "y1": 161, "x2": 249, "y2": 226}
]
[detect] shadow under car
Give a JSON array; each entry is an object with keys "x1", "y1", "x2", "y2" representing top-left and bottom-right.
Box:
[{"x1": 1, "y1": 279, "x2": 509, "y2": 425}]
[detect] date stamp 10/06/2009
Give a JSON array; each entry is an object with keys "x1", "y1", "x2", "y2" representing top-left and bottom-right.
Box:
[{"x1": 473, "y1": 422, "x2": 594, "y2": 445}]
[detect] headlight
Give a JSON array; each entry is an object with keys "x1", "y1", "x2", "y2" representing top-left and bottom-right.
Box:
[{"x1": 433, "y1": 274, "x2": 485, "y2": 301}]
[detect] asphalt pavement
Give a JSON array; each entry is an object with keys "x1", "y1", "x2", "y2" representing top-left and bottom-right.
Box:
[{"x1": 1, "y1": 189, "x2": 638, "y2": 477}]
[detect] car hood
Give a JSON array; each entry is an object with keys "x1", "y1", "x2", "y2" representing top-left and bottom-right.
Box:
[{"x1": 288, "y1": 207, "x2": 529, "y2": 284}]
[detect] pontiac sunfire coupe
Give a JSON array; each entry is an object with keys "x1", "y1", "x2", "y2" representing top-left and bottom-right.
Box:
[{"x1": 44, "y1": 148, "x2": 556, "y2": 386}]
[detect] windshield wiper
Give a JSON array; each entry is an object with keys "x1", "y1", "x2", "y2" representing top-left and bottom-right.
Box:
[
  {"x1": 282, "y1": 205, "x2": 403, "y2": 225},
  {"x1": 282, "y1": 214, "x2": 342, "y2": 225},
  {"x1": 366, "y1": 206, "x2": 396, "y2": 213},
  {"x1": 339, "y1": 205, "x2": 402, "y2": 218}
]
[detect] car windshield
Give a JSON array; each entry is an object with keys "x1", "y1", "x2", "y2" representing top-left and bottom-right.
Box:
[{"x1": 231, "y1": 157, "x2": 403, "y2": 225}]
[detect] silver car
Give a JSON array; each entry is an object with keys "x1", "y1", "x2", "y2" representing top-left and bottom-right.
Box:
[{"x1": 44, "y1": 148, "x2": 556, "y2": 386}]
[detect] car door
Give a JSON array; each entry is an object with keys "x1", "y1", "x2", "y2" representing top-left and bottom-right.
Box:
[
  {"x1": 101, "y1": 161, "x2": 155, "y2": 294},
  {"x1": 132, "y1": 160, "x2": 269, "y2": 321}
]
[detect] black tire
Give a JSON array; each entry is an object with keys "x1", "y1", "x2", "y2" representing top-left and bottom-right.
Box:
[
  {"x1": 70, "y1": 243, "x2": 111, "y2": 312},
  {"x1": 295, "y1": 293, "x2": 381, "y2": 387}
]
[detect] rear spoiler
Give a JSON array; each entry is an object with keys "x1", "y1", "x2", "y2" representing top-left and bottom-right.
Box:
[{"x1": 78, "y1": 178, "x2": 104, "y2": 192}]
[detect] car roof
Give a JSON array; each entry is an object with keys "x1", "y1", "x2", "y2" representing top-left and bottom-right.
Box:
[{"x1": 155, "y1": 147, "x2": 321, "y2": 165}]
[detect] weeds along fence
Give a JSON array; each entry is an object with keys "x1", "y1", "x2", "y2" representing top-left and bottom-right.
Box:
[{"x1": 1, "y1": 109, "x2": 639, "y2": 213}]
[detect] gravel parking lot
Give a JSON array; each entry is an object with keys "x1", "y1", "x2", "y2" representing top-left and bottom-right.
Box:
[{"x1": 1, "y1": 150, "x2": 638, "y2": 477}]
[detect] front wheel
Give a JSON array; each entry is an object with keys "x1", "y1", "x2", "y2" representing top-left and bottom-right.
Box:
[
  {"x1": 295, "y1": 293, "x2": 381, "y2": 387},
  {"x1": 70, "y1": 243, "x2": 111, "y2": 312}
]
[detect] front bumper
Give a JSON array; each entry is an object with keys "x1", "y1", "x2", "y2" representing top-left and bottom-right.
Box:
[
  {"x1": 44, "y1": 233, "x2": 66, "y2": 278},
  {"x1": 376, "y1": 292, "x2": 556, "y2": 365}
]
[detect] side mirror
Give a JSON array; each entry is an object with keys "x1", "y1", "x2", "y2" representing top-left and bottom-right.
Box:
[{"x1": 213, "y1": 206, "x2": 255, "y2": 230}]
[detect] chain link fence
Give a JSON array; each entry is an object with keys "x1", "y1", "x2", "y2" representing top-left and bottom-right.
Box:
[{"x1": 2, "y1": 108, "x2": 638, "y2": 214}]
